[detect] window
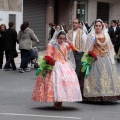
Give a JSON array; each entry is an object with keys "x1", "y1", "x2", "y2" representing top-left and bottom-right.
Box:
[
  {"x1": 97, "y1": 2, "x2": 109, "y2": 21},
  {"x1": 9, "y1": 14, "x2": 16, "y2": 29},
  {"x1": 77, "y1": 1, "x2": 88, "y2": 22}
]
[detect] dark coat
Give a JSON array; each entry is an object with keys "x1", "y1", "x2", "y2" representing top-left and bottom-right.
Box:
[
  {"x1": 114, "y1": 26, "x2": 120, "y2": 42},
  {"x1": 0, "y1": 31, "x2": 6, "y2": 50},
  {"x1": 5, "y1": 28, "x2": 18, "y2": 51},
  {"x1": 108, "y1": 27, "x2": 115, "y2": 45},
  {"x1": 51, "y1": 27, "x2": 55, "y2": 38},
  {"x1": 111, "y1": 26, "x2": 120, "y2": 53}
]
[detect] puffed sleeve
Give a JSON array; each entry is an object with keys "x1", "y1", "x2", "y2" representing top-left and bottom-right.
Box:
[
  {"x1": 46, "y1": 44, "x2": 55, "y2": 58},
  {"x1": 66, "y1": 43, "x2": 76, "y2": 51}
]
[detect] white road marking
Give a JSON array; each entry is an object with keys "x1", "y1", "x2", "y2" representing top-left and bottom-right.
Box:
[{"x1": 0, "y1": 113, "x2": 82, "y2": 119}]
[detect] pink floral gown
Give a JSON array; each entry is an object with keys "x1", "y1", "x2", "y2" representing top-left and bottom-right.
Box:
[{"x1": 32, "y1": 43, "x2": 82, "y2": 102}]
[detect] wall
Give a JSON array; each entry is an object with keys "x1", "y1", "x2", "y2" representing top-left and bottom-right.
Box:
[
  {"x1": 46, "y1": 0, "x2": 74, "y2": 32},
  {"x1": 58, "y1": 0, "x2": 73, "y2": 30},
  {"x1": 109, "y1": 3, "x2": 116, "y2": 23},
  {"x1": 0, "y1": 10, "x2": 23, "y2": 51},
  {"x1": 46, "y1": 0, "x2": 54, "y2": 42},
  {"x1": 87, "y1": 0, "x2": 120, "y2": 25},
  {"x1": 0, "y1": 0, "x2": 22, "y2": 11},
  {"x1": 0, "y1": 11, "x2": 22, "y2": 32},
  {"x1": 96, "y1": 0, "x2": 120, "y2": 23},
  {"x1": 115, "y1": 1, "x2": 120, "y2": 21},
  {"x1": 88, "y1": 0, "x2": 97, "y2": 25},
  {"x1": 46, "y1": 0, "x2": 54, "y2": 25}
]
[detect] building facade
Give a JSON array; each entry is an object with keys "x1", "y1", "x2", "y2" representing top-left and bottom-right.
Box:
[
  {"x1": 23, "y1": 0, "x2": 120, "y2": 46},
  {"x1": 0, "y1": 0, "x2": 23, "y2": 51},
  {"x1": 83, "y1": 0, "x2": 120, "y2": 25},
  {"x1": 0, "y1": 0, "x2": 23, "y2": 32},
  {"x1": 0, "y1": 0, "x2": 119, "y2": 46}
]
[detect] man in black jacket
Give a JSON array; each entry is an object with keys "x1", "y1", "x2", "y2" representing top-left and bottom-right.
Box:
[
  {"x1": 4, "y1": 22, "x2": 18, "y2": 70},
  {"x1": 51, "y1": 24, "x2": 56, "y2": 38},
  {"x1": 104, "y1": 21, "x2": 115, "y2": 45},
  {"x1": 0, "y1": 24, "x2": 7, "y2": 69},
  {"x1": 111, "y1": 20, "x2": 120, "y2": 54}
]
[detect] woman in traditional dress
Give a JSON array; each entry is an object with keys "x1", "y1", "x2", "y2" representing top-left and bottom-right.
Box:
[
  {"x1": 82, "y1": 19, "x2": 120, "y2": 102},
  {"x1": 32, "y1": 31, "x2": 82, "y2": 109},
  {"x1": 79, "y1": 21, "x2": 88, "y2": 34}
]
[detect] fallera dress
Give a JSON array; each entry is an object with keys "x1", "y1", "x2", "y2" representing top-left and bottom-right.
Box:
[
  {"x1": 83, "y1": 37, "x2": 120, "y2": 101},
  {"x1": 32, "y1": 42, "x2": 82, "y2": 102}
]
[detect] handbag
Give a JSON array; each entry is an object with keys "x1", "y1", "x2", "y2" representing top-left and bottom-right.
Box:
[{"x1": 14, "y1": 49, "x2": 18, "y2": 58}]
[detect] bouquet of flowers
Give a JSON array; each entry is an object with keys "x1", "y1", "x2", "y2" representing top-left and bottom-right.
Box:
[
  {"x1": 81, "y1": 51, "x2": 97, "y2": 77},
  {"x1": 36, "y1": 56, "x2": 55, "y2": 77}
]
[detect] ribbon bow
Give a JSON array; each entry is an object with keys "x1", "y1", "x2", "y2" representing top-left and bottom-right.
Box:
[{"x1": 81, "y1": 62, "x2": 92, "y2": 77}]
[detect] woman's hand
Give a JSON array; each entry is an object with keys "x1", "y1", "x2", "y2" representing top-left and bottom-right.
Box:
[
  {"x1": 64, "y1": 37, "x2": 70, "y2": 43},
  {"x1": 54, "y1": 58, "x2": 57, "y2": 62}
]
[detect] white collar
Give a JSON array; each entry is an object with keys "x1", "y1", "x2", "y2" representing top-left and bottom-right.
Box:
[{"x1": 73, "y1": 28, "x2": 79, "y2": 32}]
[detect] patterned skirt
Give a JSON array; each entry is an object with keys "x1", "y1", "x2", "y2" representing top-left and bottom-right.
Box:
[
  {"x1": 32, "y1": 61, "x2": 82, "y2": 102},
  {"x1": 83, "y1": 55, "x2": 120, "y2": 102}
]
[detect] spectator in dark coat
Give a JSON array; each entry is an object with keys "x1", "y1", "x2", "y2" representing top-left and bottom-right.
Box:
[
  {"x1": 0, "y1": 24, "x2": 7, "y2": 69},
  {"x1": 4, "y1": 22, "x2": 18, "y2": 70},
  {"x1": 111, "y1": 20, "x2": 120, "y2": 54},
  {"x1": 85, "y1": 22, "x2": 90, "y2": 31},
  {"x1": 104, "y1": 21, "x2": 115, "y2": 45},
  {"x1": 51, "y1": 24, "x2": 56, "y2": 38}
]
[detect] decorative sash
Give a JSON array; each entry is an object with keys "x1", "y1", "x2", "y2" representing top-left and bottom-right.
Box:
[
  {"x1": 52, "y1": 43, "x2": 67, "y2": 61},
  {"x1": 95, "y1": 44, "x2": 107, "y2": 55}
]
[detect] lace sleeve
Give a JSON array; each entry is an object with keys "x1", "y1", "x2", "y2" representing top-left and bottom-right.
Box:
[
  {"x1": 106, "y1": 34, "x2": 115, "y2": 64},
  {"x1": 85, "y1": 33, "x2": 95, "y2": 51},
  {"x1": 82, "y1": 32, "x2": 87, "y2": 52},
  {"x1": 64, "y1": 43, "x2": 76, "y2": 70}
]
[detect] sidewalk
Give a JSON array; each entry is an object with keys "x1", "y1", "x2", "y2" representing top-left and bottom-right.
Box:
[{"x1": 3, "y1": 50, "x2": 46, "y2": 68}]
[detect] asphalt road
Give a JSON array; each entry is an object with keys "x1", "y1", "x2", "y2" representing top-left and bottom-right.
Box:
[{"x1": 0, "y1": 61, "x2": 120, "y2": 120}]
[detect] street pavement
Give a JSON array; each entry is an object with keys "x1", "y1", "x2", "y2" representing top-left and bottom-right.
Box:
[{"x1": 0, "y1": 51, "x2": 120, "y2": 120}]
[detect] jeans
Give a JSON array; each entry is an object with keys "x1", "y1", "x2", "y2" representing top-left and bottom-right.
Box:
[{"x1": 20, "y1": 49, "x2": 31, "y2": 69}]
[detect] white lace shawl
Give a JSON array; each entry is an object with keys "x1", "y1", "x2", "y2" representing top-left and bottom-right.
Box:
[
  {"x1": 85, "y1": 31, "x2": 115, "y2": 64},
  {"x1": 48, "y1": 28, "x2": 76, "y2": 69}
]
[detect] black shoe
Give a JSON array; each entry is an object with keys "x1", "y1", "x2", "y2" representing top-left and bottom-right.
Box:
[
  {"x1": 117, "y1": 59, "x2": 120, "y2": 63},
  {"x1": 8, "y1": 66, "x2": 12, "y2": 69},
  {"x1": 24, "y1": 67, "x2": 31, "y2": 72},
  {"x1": 19, "y1": 68, "x2": 25, "y2": 73},
  {"x1": 4, "y1": 67, "x2": 12, "y2": 71},
  {"x1": 12, "y1": 68, "x2": 17, "y2": 71},
  {"x1": 0, "y1": 66, "x2": 2, "y2": 70}
]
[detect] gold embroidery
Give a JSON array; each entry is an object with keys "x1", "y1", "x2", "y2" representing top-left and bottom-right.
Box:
[
  {"x1": 100, "y1": 64, "x2": 112, "y2": 96},
  {"x1": 92, "y1": 38, "x2": 108, "y2": 57},
  {"x1": 113, "y1": 65, "x2": 120, "y2": 94},
  {"x1": 84, "y1": 64, "x2": 120, "y2": 97}
]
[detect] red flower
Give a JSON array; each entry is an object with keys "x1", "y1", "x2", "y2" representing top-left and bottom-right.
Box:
[
  {"x1": 44, "y1": 56, "x2": 55, "y2": 66},
  {"x1": 88, "y1": 51, "x2": 97, "y2": 60},
  {"x1": 48, "y1": 60, "x2": 55, "y2": 66},
  {"x1": 44, "y1": 56, "x2": 52, "y2": 61}
]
